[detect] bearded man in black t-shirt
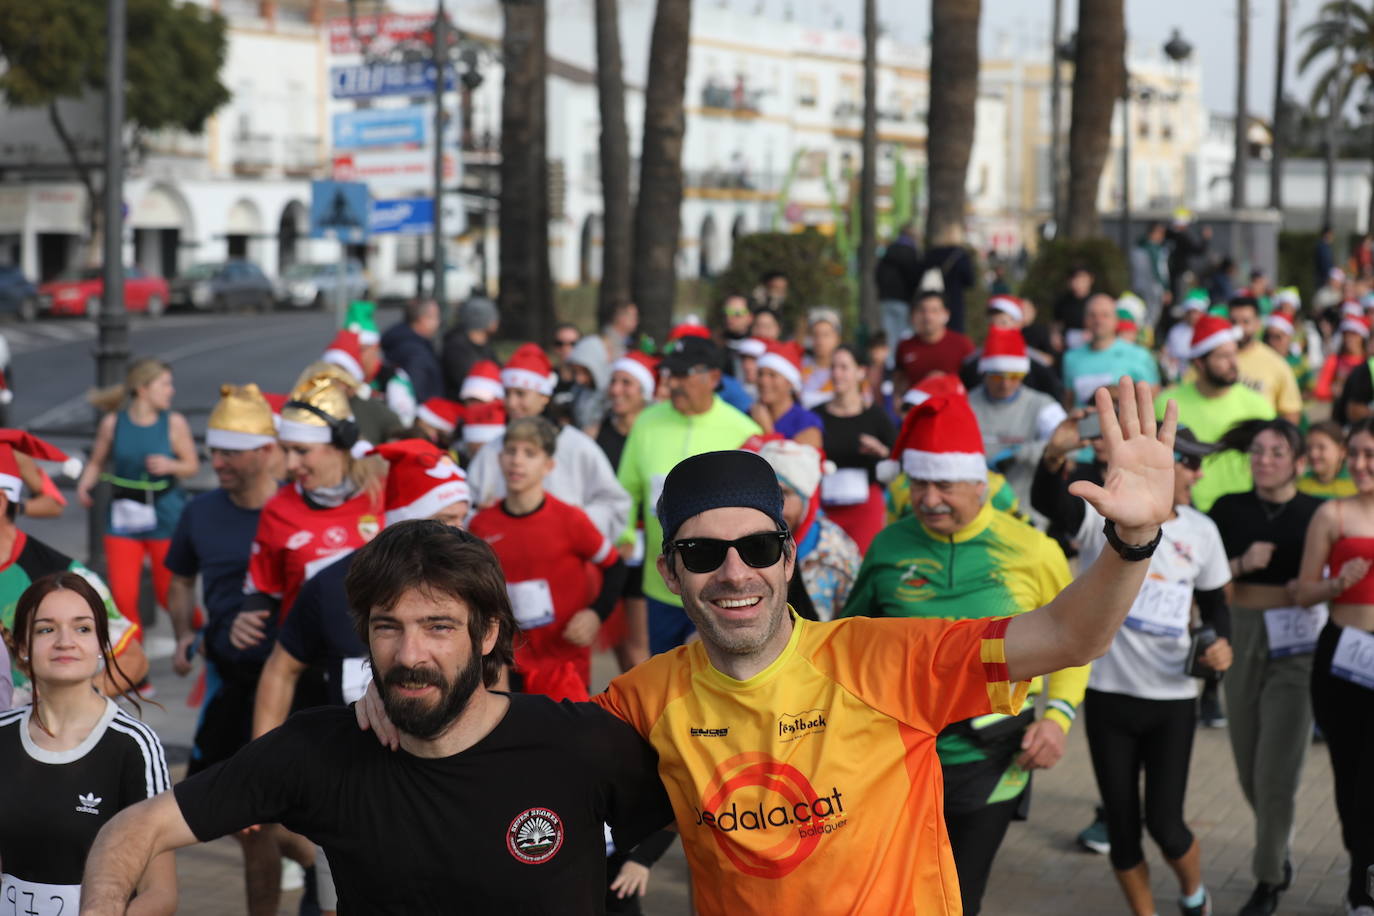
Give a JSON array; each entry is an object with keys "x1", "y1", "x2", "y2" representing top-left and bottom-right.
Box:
[{"x1": 81, "y1": 521, "x2": 673, "y2": 916}]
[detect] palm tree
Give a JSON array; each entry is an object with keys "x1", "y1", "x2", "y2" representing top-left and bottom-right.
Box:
[
  {"x1": 1298, "y1": 0, "x2": 1374, "y2": 229},
  {"x1": 1064, "y1": 0, "x2": 1123, "y2": 239},
  {"x1": 631, "y1": 0, "x2": 692, "y2": 342},
  {"x1": 499, "y1": 0, "x2": 554, "y2": 342},
  {"x1": 858, "y1": 0, "x2": 878, "y2": 332},
  {"x1": 1270, "y1": 0, "x2": 1290, "y2": 209},
  {"x1": 1233, "y1": 0, "x2": 1249, "y2": 211},
  {"x1": 594, "y1": 0, "x2": 631, "y2": 328},
  {"x1": 924, "y1": 0, "x2": 980, "y2": 248}
]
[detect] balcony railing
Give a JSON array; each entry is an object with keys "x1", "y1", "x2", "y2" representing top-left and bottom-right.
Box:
[
  {"x1": 283, "y1": 135, "x2": 320, "y2": 176},
  {"x1": 700, "y1": 83, "x2": 764, "y2": 114},
  {"x1": 233, "y1": 133, "x2": 274, "y2": 174}
]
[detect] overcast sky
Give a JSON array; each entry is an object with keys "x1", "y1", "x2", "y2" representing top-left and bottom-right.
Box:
[{"x1": 722, "y1": 0, "x2": 1338, "y2": 116}]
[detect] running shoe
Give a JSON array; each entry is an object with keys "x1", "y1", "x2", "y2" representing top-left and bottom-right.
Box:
[
  {"x1": 1237, "y1": 882, "x2": 1281, "y2": 916},
  {"x1": 1178, "y1": 889, "x2": 1211, "y2": 916},
  {"x1": 1345, "y1": 905, "x2": 1374, "y2": 916},
  {"x1": 1076, "y1": 807, "x2": 1110, "y2": 855}
]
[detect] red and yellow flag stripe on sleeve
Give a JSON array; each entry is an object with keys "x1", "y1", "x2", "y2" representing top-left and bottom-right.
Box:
[{"x1": 980, "y1": 616, "x2": 1030, "y2": 715}]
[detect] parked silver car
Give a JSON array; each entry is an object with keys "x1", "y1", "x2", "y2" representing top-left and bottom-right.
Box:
[{"x1": 276, "y1": 260, "x2": 369, "y2": 309}]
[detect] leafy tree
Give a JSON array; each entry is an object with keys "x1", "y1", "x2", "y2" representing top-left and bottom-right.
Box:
[
  {"x1": 0, "y1": 0, "x2": 230, "y2": 244},
  {"x1": 1298, "y1": 0, "x2": 1374, "y2": 228}
]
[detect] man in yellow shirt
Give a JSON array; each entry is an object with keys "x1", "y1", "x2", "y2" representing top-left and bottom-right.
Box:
[{"x1": 1229, "y1": 295, "x2": 1302, "y2": 423}]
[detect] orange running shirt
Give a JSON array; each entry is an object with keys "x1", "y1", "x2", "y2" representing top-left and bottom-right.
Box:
[{"x1": 593, "y1": 612, "x2": 1028, "y2": 914}]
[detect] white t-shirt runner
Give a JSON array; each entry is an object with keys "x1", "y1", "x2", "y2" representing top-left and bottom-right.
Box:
[{"x1": 1076, "y1": 503, "x2": 1232, "y2": 700}]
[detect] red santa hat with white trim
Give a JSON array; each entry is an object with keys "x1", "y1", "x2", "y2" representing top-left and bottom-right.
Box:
[
  {"x1": 902, "y1": 373, "x2": 968, "y2": 408},
  {"x1": 757, "y1": 340, "x2": 804, "y2": 392},
  {"x1": 1340, "y1": 315, "x2": 1371, "y2": 339},
  {"x1": 1188, "y1": 315, "x2": 1241, "y2": 359},
  {"x1": 460, "y1": 360, "x2": 504, "y2": 403},
  {"x1": 667, "y1": 320, "x2": 712, "y2": 342},
  {"x1": 501, "y1": 343, "x2": 556, "y2": 396},
  {"x1": 734, "y1": 337, "x2": 767, "y2": 359},
  {"x1": 987, "y1": 295, "x2": 1025, "y2": 324},
  {"x1": 978, "y1": 327, "x2": 1030, "y2": 375},
  {"x1": 461, "y1": 400, "x2": 507, "y2": 445},
  {"x1": 610, "y1": 351, "x2": 660, "y2": 400},
  {"x1": 416, "y1": 397, "x2": 464, "y2": 436},
  {"x1": 1265, "y1": 311, "x2": 1296, "y2": 337},
  {"x1": 321, "y1": 329, "x2": 366, "y2": 385},
  {"x1": 892, "y1": 395, "x2": 987, "y2": 484},
  {"x1": 0, "y1": 430, "x2": 68, "y2": 504},
  {"x1": 369, "y1": 439, "x2": 471, "y2": 525}
]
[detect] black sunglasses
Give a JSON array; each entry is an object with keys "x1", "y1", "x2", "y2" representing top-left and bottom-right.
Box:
[{"x1": 668, "y1": 531, "x2": 787, "y2": 574}]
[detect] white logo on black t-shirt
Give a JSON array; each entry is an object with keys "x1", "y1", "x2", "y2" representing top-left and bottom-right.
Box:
[{"x1": 76, "y1": 792, "x2": 103, "y2": 815}]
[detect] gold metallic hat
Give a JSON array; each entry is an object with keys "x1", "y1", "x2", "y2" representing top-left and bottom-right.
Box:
[
  {"x1": 206, "y1": 383, "x2": 277, "y2": 450},
  {"x1": 295, "y1": 359, "x2": 361, "y2": 392},
  {"x1": 279, "y1": 375, "x2": 354, "y2": 444}
]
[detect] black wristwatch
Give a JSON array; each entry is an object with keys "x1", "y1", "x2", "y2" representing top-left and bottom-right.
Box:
[{"x1": 1102, "y1": 520, "x2": 1161, "y2": 561}]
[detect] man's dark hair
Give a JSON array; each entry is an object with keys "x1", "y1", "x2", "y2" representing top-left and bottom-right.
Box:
[
  {"x1": 1068, "y1": 264, "x2": 1093, "y2": 278},
  {"x1": 345, "y1": 520, "x2": 516, "y2": 687},
  {"x1": 760, "y1": 270, "x2": 787, "y2": 285},
  {"x1": 504, "y1": 416, "x2": 558, "y2": 457},
  {"x1": 404, "y1": 298, "x2": 439, "y2": 326},
  {"x1": 914, "y1": 289, "x2": 948, "y2": 310},
  {"x1": 1228, "y1": 295, "x2": 1260, "y2": 315}
]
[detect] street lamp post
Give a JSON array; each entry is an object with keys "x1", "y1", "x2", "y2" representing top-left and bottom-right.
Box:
[
  {"x1": 432, "y1": 0, "x2": 448, "y2": 312},
  {"x1": 1119, "y1": 32, "x2": 1193, "y2": 257}
]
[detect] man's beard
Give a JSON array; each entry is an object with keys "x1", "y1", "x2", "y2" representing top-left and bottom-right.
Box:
[
  {"x1": 682, "y1": 580, "x2": 788, "y2": 657},
  {"x1": 1202, "y1": 364, "x2": 1237, "y2": 388},
  {"x1": 377, "y1": 648, "x2": 484, "y2": 741}
]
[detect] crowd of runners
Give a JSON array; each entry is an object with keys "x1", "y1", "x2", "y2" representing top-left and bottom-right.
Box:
[{"x1": 1, "y1": 241, "x2": 1373, "y2": 916}]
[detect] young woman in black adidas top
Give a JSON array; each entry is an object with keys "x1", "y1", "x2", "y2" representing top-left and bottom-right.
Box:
[{"x1": 0, "y1": 572, "x2": 175, "y2": 913}]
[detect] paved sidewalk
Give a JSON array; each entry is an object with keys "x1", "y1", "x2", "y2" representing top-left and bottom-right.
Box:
[{"x1": 149, "y1": 644, "x2": 1352, "y2": 914}]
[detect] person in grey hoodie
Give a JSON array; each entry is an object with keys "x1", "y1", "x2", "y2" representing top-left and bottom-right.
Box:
[{"x1": 565, "y1": 334, "x2": 613, "y2": 432}]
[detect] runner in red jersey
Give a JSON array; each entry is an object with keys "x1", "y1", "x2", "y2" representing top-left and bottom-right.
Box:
[{"x1": 469, "y1": 417, "x2": 626, "y2": 701}]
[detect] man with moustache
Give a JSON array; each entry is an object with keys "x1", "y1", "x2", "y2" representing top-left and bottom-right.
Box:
[{"x1": 79, "y1": 520, "x2": 673, "y2": 915}]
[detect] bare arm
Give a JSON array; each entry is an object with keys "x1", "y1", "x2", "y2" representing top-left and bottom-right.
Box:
[
  {"x1": 100, "y1": 640, "x2": 148, "y2": 696},
  {"x1": 1349, "y1": 401, "x2": 1373, "y2": 422},
  {"x1": 1004, "y1": 379, "x2": 1176, "y2": 682},
  {"x1": 1294, "y1": 501, "x2": 1371, "y2": 606},
  {"x1": 81, "y1": 793, "x2": 198, "y2": 915},
  {"x1": 794, "y1": 426, "x2": 824, "y2": 450},
  {"x1": 77, "y1": 412, "x2": 117, "y2": 507},
  {"x1": 163, "y1": 412, "x2": 200, "y2": 479},
  {"x1": 15, "y1": 451, "x2": 62, "y2": 518},
  {"x1": 252, "y1": 643, "x2": 308, "y2": 740},
  {"x1": 126, "y1": 851, "x2": 177, "y2": 916},
  {"x1": 166, "y1": 574, "x2": 197, "y2": 677}
]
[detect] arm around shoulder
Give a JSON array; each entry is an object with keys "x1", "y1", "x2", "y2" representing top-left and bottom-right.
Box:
[{"x1": 81, "y1": 793, "x2": 197, "y2": 915}]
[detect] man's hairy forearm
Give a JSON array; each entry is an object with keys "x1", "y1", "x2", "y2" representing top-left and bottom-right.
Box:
[
  {"x1": 166, "y1": 576, "x2": 197, "y2": 641},
  {"x1": 81, "y1": 805, "x2": 163, "y2": 914},
  {"x1": 1048, "y1": 545, "x2": 1152, "y2": 664}
]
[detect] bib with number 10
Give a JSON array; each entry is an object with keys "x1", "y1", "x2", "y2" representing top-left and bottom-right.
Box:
[
  {"x1": 1124, "y1": 577, "x2": 1193, "y2": 638},
  {"x1": 1331, "y1": 626, "x2": 1374, "y2": 690}
]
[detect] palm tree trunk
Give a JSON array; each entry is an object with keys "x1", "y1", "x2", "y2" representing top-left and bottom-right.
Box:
[
  {"x1": 631, "y1": 0, "x2": 692, "y2": 342},
  {"x1": 499, "y1": 0, "x2": 553, "y2": 343},
  {"x1": 1270, "y1": 0, "x2": 1288, "y2": 209},
  {"x1": 858, "y1": 0, "x2": 878, "y2": 333},
  {"x1": 594, "y1": 0, "x2": 631, "y2": 328},
  {"x1": 1064, "y1": 0, "x2": 1124, "y2": 239},
  {"x1": 924, "y1": 0, "x2": 980, "y2": 247},
  {"x1": 1232, "y1": 0, "x2": 1249, "y2": 211}
]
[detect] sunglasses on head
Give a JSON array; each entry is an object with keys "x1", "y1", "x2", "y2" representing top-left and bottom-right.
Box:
[
  {"x1": 1175, "y1": 452, "x2": 1203, "y2": 471},
  {"x1": 669, "y1": 531, "x2": 788, "y2": 574}
]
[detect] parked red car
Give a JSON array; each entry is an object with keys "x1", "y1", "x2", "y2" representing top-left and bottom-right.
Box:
[{"x1": 37, "y1": 266, "x2": 171, "y2": 317}]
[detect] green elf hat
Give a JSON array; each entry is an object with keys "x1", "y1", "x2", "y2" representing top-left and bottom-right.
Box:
[
  {"x1": 1116, "y1": 291, "x2": 1146, "y2": 325},
  {"x1": 344, "y1": 300, "x2": 379, "y2": 346}
]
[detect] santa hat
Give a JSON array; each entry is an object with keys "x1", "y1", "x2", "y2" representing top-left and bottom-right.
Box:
[
  {"x1": 1274, "y1": 287, "x2": 1301, "y2": 310},
  {"x1": 207, "y1": 383, "x2": 277, "y2": 450},
  {"x1": 1340, "y1": 315, "x2": 1371, "y2": 339},
  {"x1": 460, "y1": 360, "x2": 504, "y2": 403},
  {"x1": 611, "y1": 351, "x2": 659, "y2": 399},
  {"x1": 321, "y1": 329, "x2": 366, "y2": 385},
  {"x1": 1265, "y1": 312, "x2": 1296, "y2": 336},
  {"x1": 1117, "y1": 317, "x2": 1139, "y2": 339},
  {"x1": 667, "y1": 320, "x2": 712, "y2": 342},
  {"x1": 0, "y1": 431, "x2": 67, "y2": 504},
  {"x1": 416, "y1": 397, "x2": 464, "y2": 435},
  {"x1": 740, "y1": 434, "x2": 833, "y2": 500},
  {"x1": 1188, "y1": 315, "x2": 1240, "y2": 359},
  {"x1": 279, "y1": 375, "x2": 353, "y2": 445},
  {"x1": 501, "y1": 343, "x2": 556, "y2": 396},
  {"x1": 978, "y1": 327, "x2": 1030, "y2": 375},
  {"x1": 903, "y1": 373, "x2": 967, "y2": 408},
  {"x1": 1179, "y1": 289, "x2": 1210, "y2": 314},
  {"x1": 461, "y1": 400, "x2": 506, "y2": 445},
  {"x1": 344, "y1": 301, "x2": 380, "y2": 346},
  {"x1": 987, "y1": 295, "x2": 1024, "y2": 324},
  {"x1": 893, "y1": 395, "x2": 986, "y2": 483},
  {"x1": 757, "y1": 340, "x2": 804, "y2": 392},
  {"x1": 1116, "y1": 292, "x2": 1146, "y2": 325},
  {"x1": 734, "y1": 337, "x2": 767, "y2": 359},
  {"x1": 370, "y1": 439, "x2": 470, "y2": 525}
]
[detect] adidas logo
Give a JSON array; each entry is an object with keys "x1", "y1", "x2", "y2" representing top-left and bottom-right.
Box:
[{"x1": 76, "y1": 792, "x2": 102, "y2": 815}]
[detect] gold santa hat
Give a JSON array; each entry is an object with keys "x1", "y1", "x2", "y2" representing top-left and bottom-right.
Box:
[
  {"x1": 206, "y1": 384, "x2": 277, "y2": 451},
  {"x1": 279, "y1": 374, "x2": 354, "y2": 445}
]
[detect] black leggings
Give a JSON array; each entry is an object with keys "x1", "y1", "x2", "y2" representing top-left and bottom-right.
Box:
[
  {"x1": 1084, "y1": 688, "x2": 1196, "y2": 872},
  {"x1": 1311, "y1": 623, "x2": 1374, "y2": 908},
  {"x1": 945, "y1": 796, "x2": 1020, "y2": 916}
]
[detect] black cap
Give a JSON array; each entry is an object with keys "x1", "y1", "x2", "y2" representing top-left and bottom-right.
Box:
[
  {"x1": 657, "y1": 450, "x2": 786, "y2": 547},
  {"x1": 1174, "y1": 426, "x2": 1216, "y2": 460},
  {"x1": 661, "y1": 336, "x2": 723, "y2": 375}
]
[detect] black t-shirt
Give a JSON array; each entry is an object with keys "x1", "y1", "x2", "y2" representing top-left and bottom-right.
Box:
[
  {"x1": 1334, "y1": 359, "x2": 1373, "y2": 425},
  {"x1": 817, "y1": 403, "x2": 897, "y2": 485},
  {"x1": 0, "y1": 700, "x2": 170, "y2": 891},
  {"x1": 595, "y1": 414, "x2": 628, "y2": 471},
  {"x1": 174, "y1": 698, "x2": 673, "y2": 915},
  {"x1": 278, "y1": 554, "x2": 369, "y2": 706},
  {"x1": 1053, "y1": 290, "x2": 1090, "y2": 331},
  {"x1": 1209, "y1": 490, "x2": 1323, "y2": 586}
]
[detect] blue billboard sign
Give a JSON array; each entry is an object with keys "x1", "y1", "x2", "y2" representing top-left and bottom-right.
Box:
[
  {"x1": 369, "y1": 198, "x2": 435, "y2": 235},
  {"x1": 310, "y1": 180, "x2": 371, "y2": 241},
  {"x1": 333, "y1": 108, "x2": 426, "y2": 149},
  {"x1": 329, "y1": 62, "x2": 456, "y2": 100}
]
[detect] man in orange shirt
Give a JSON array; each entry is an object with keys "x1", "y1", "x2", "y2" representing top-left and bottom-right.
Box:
[{"x1": 352, "y1": 378, "x2": 1176, "y2": 914}]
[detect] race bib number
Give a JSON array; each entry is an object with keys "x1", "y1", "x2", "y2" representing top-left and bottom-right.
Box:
[
  {"x1": 340, "y1": 657, "x2": 372, "y2": 704},
  {"x1": 3, "y1": 874, "x2": 79, "y2": 916},
  {"x1": 507, "y1": 580, "x2": 556, "y2": 630},
  {"x1": 1072, "y1": 372, "x2": 1117, "y2": 407},
  {"x1": 110, "y1": 497, "x2": 157, "y2": 535},
  {"x1": 1331, "y1": 626, "x2": 1374, "y2": 690},
  {"x1": 820, "y1": 468, "x2": 870, "y2": 506},
  {"x1": 1123, "y1": 577, "x2": 1193, "y2": 637},
  {"x1": 1264, "y1": 605, "x2": 1328, "y2": 658}
]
